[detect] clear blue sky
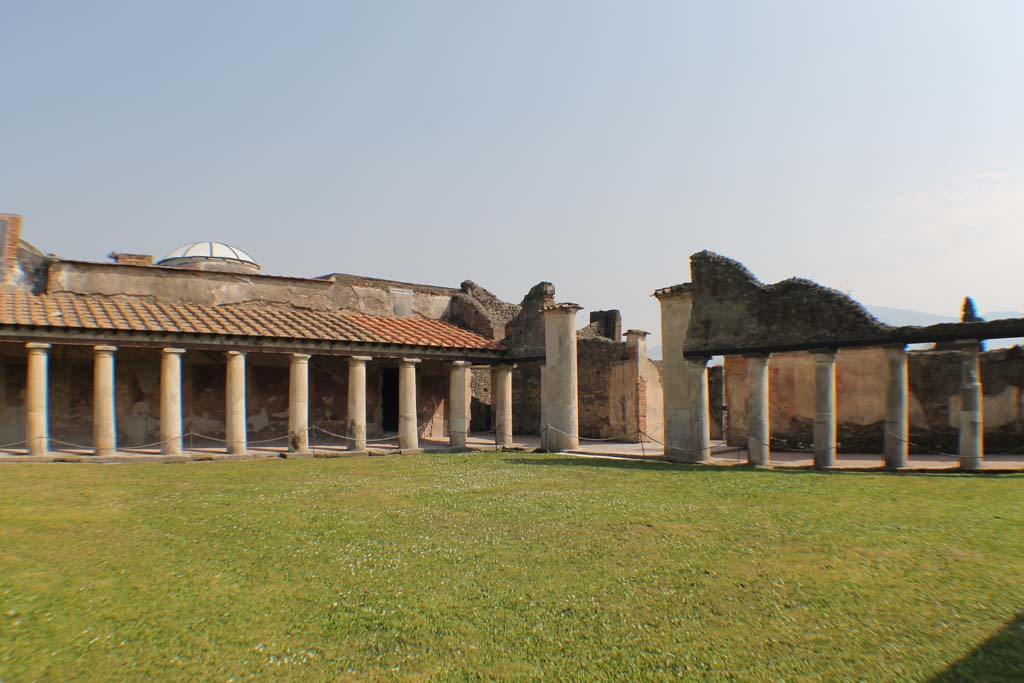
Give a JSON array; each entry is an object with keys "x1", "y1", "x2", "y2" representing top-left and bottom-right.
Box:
[{"x1": 2, "y1": 1, "x2": 1022, "y2": 346}]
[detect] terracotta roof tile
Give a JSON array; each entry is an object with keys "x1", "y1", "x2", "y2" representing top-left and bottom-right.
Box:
[{"x1": 0, "y1": 291, "x2": 504, "y2": 351}]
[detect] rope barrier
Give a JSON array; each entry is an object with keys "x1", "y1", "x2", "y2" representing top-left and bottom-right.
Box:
[{"x1": 883, "y1": 430, "x2": 959, "y2": 459}]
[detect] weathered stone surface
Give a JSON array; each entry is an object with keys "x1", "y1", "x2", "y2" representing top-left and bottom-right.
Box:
[
  {"x1": 684, "y1": 252, "x2": 1024, "y2": 355},
  {"x1": 686, "y1": 251, "x2": 890, "y2": 354},
  {"x1": 503, "y1": 282, "x2": 554, "y2": 359}
]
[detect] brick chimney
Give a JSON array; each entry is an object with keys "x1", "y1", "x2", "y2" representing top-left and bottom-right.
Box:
[
  {"x1": 0, "y1": 213, "x2": 23, "y2": 283},
  {"x1": 108, "y1": 252, "x2": 154, "y2": 266}
]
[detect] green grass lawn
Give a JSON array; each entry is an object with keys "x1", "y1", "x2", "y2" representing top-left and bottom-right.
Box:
[{"x1": 1, "y1": 454, "x2": 1022, "y2": 682}]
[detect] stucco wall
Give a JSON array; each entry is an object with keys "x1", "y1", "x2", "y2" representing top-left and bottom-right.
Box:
[{"x1": 48, "y1": 261, "x2": 456, "y2": 320}]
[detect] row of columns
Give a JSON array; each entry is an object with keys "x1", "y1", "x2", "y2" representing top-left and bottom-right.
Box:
[
  {"x1": 739, "y1": 341, "x2": 984, "y2": 470},
  {"x1": 22, "y1": 344, "x2": 515, "y2": 456}
]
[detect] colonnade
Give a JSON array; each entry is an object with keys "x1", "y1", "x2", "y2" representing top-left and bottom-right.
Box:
[
  {"x1": 20, "y1": 344, "x2": 516, "y2": 456},
  {"x1": 671, "y1": 342, "x2": 986, "y2": 470}
]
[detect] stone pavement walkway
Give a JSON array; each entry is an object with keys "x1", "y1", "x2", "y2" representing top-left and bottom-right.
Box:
[{"x1": 1, "y1": 432, "x2": 1021, "y2": 472}]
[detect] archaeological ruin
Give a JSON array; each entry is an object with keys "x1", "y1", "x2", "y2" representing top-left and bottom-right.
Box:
[
  {"x1": 0, "y1": 214, "x2": 661, "y2": 459},
  {"x1": 657, "y1": 251, "x2": 1024, "y2": 470},
  {"x1": 1, "y1": 211, "x2": 1021, "y2": 472}
]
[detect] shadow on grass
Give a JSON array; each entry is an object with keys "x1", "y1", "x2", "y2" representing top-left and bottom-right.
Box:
[
  {"x1": 503, "y1": 455, "x2": 1022, "y2": 477},
  {"x1": 504, "y1": 456, "x2": 752, "y2": 473},
  {"x1": 928, "y1": 612, "x2": 1024, "y2": 683}
]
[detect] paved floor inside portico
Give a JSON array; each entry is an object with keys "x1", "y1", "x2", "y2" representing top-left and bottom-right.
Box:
[{"x1": 1, "y1": 432, "x2": 1022, "y2": 471}]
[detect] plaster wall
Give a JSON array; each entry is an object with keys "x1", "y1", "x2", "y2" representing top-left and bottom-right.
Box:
[{"x1": 48, "y1": 262, "x2": 455, "y2": 320}]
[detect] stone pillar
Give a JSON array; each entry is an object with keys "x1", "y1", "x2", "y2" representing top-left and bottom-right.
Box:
[
  {"x1": 681, "y1": 355, "x2": 712, "y2": 462},
  {"x1": 347, "y1": 356, "x2": 370, "y2": 451},
  {"x1": 745, "y1": 353, "x2": 770, "y2": 466},
  {"x1": 448, "y1": 361, "x2": 471, "y2": 448},
  {"x1": 288, "y1": 353, "x2": 311, "y2": 453},
  {"x1": 625, "y1": 330, "x2": 649, "y2": 441},
  {"x1": 398, "y1": 358, "x2": 420, "y2": 450},
  {"x1": 543, "y1": 303, "x2": 581, "y2": 452},
  {"x1": 654, "y1": 285, "x2": 696, "y2": 461},
  {"x1": 884, "y1": 344, "x2": 908, "y2": 469},
  {"x1": 93, "y1": 345, "x2": 117, "y2": 456},
  {"x1": 813, "y1": 349, "x2": 838, "y2": 469},
  {"x1": 25, "y1": 343, "x2": 50, "y2": 456},
  {"x1": 539, "y1": 364, "x2": 548, "y2": 448},
  {"x1": 958, "y1": 340, "x2": 984, "y2": 470},
  {"x1": 160, "y1": 348, "x2": 185, "y2": 455},
  {"x1": 493, "y1": 364, "x2": 514, "y2": 448},
  {"x1": 225, "y1": 351, "x2": 247, "y2": 454}
]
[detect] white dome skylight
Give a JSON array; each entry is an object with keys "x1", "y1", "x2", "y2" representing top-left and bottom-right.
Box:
[{"x1": 158, "y1": 241, "x2": 258, "y2": 266}]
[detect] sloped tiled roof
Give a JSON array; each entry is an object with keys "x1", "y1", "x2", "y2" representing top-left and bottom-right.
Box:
[{"x1": 0, "y1": 291, "x2": 504, "y2": 351}]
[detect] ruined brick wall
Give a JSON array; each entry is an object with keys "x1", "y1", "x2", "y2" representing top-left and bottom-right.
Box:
[
  {"x1": 512, "y1": 361, "x2": 543, "y2": 434},
  {"x1": 470, "y1": 367, "x2": 492, "y2": 432},
  {"x1": 503, "y1": 282, "x2": 553, "y2": 360},
  {"x1": 577, "y1": 337, "x2": 628, "y2": 438},
  {"x1": 446, "y1": 281, "x2": 521, "y2": 340},
  {"x1": 725, "y1": 346, "x2": 1024, "y2": 453},
  {"x1": 686, "y1": 251, "x2": 891, "y2": 354}
]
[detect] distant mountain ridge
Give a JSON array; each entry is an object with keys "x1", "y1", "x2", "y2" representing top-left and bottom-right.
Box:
[{"x1": 866, "y1": 305, "x2": 1022, "y2": 327}]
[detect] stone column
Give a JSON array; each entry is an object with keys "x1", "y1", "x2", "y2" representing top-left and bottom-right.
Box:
[
  {"x1": 654, "y1": 285, "x2": 696, "y2": 461},
  {"x1": 745, "y1": 353, "x2": 770, "y2": 466},
  {"x1": 539, "y1": 364, "x2": 548, "y2": 449},
  {"x1": 958, "y1": 340, "x2": 984, "y2": 470},
  {"x1": 25, "y1": 342, "x2": 50, "y2": 456},
  {"x1": 347, "y1": 356, "x2": 370, "y2": 451},
  {"x1": 225, "y1": 351, "x2": 247, "y2": 454},
  {"x1": 398, "y1": 358, "x2": 420, "y2": 450},
  {"x1": 160, "y1": 348, "x2": 185, "y2": 455},
  {"x1": 884, "y1": 344, "x2": 908, "y2": 469},
  {"x1": 493, "y1": 364, "x2": 514, "y2": 448},
  {"x1": 93, "y1": 345, "x2": 117, "y2": 456},
  {"x1": 288, "y1": 353, "x2": 310, "y2": 453},
  {"x1": 813, "y1": 349, "x2": 838, "y2": 469},
  {"x1": 682, "y1": 355, "x2": 712, "y2": 462},
  {"x1": 448, "y1": 361, "x2": 471, "y2": 448},
  {"x1": 624, "y1": 330, "x2": 649, "y2": 441},
  {"x1": 543, "y1": 303, "x2": 581, "y2": 452}
]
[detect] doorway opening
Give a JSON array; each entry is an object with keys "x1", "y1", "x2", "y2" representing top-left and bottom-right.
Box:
[{"x1": 381, "y1": 367, "x2": 399, "y2": 431}]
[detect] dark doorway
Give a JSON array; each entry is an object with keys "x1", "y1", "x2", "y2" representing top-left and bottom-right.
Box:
[{"x1": 381, "y1": 367, "x2": 399, "y2": 431}]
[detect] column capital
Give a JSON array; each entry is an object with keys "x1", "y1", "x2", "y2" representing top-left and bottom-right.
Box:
[
  {"x1": 684, "y1": 354, "x2": 711, "y2": 366},
  {"x1": 227, "y1": 350, "x2": 245, "y2": 357},
  {"x1": 162, "y1": 347, "x2": 186, "y2": 355},
  {"x1": 291, "y1": 353, "x2": 311, "y2": 361},
  {"x1": 543, "y1": 302, "x2": 582, "y2": 315},
  {"x1": 26, "y1": 342, "x2": 51, "y2": 351},
  {"x1": 451, "y1": 360, "x2": 471, "y2": 368},
  {"x1": 495, "y1": 362, "x2": 517, "y2": 371},
  {"x1": 349, "y1": 355, "x2": 372, "y2": 364},
  {"x1": 94, "y1": 345, "x2": 117, "y2": 353},
  {"x1": 399, "y1": 357, "x2": 421, "y2": 365}
]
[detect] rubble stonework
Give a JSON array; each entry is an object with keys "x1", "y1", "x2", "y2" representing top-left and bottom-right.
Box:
[
  {"x1": 656, "y1": 250, "x2": 1024, "y2": 468},
  {"x1": 686, "y1": 251, "x2": 890, "y2": 354}
]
